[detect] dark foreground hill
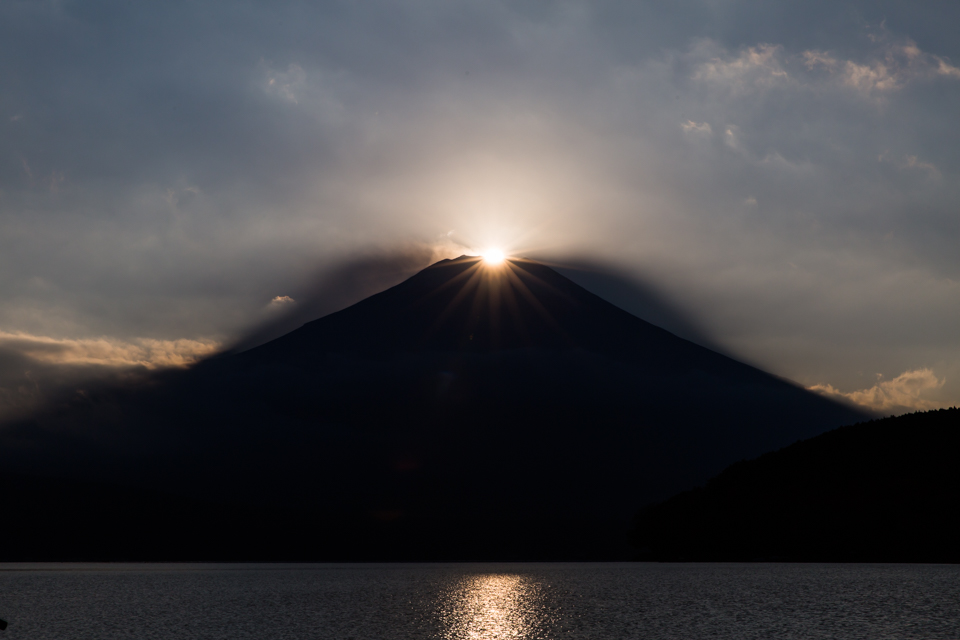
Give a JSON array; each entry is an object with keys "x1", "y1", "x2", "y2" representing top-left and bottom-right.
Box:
[
  {"x1": 630, "y1": 408, "x2": 960, "y2": 563},
  {"x1": 0, "y1": 256, "x2": 864, "y2": 560}
]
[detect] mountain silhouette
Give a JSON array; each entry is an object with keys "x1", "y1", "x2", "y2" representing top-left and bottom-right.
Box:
[
  {"x1": 0, "y1": 255, "x2": 866, "y2": 560},
  {"x1": 241, "y1": 255, "x2": 712, "y2": 356},
  {"x1": 630, "y1": 408, "x2": 960, "y2": 562}
]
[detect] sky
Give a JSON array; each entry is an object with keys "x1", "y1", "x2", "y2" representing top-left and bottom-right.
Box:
[{"x1": 2, "y1": 0, "x2": 959, "y2": 418}]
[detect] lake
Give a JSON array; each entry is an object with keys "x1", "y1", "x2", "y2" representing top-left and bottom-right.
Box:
[{"x1": 0, "y1": 563, "x2": 957, "y2": 639}]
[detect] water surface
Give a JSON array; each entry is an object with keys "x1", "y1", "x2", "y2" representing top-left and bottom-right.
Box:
[{"x1": 0, "y1": 563, "x2": 957, "y2": 639}]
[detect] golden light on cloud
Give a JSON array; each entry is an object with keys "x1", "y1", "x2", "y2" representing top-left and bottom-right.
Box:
[
  {"x1": 0, "y1": 331, "x2": 220, "y2": 369},
  {"x1": 808, "y1": 368, "x2": 948, "y2": 413}
]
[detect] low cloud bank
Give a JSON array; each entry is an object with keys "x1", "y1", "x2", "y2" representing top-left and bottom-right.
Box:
[
  {"x1": 809, "y1": 368, "x2": 948, "y2": 414},
  {"x1": 0, "y1": 332, "x2": 220, "y2": 422},
  {"x1": 0, "y1": 332, "x2": 220, "y2": 369}
]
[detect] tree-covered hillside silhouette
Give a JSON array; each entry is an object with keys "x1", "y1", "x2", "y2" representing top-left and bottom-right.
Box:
[{"x1": 631, "y1": 408, "x2": 960, "y2": 562}]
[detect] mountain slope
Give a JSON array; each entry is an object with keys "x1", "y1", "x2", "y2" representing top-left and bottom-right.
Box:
[{"x1": 244, "y1": 255, "x2": 717, "y2": 358}]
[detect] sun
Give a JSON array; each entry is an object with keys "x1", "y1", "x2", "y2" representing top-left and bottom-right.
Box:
[{"x1": 481, "y1": 248, "x2": 506, "y2": 264}]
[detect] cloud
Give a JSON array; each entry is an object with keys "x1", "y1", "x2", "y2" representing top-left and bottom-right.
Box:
[
  {"x1": 0, "y1": 332, "x2": 220, "y2": 369},
  {"x1": 697, "y1": 35, "x2": 960, "y2": 98},
  {"x1": 840, "y1": 59, "x2": 901, "y2": 93},
  {"x1": 262, "y1": 62, "x2": 307, "y2": 104},
  {"x1": 936, "y1": 58, "x2": 960, "y2": 79},
  {"x1": 809, "y1": 369, "x2": 947, "y2": 414},
  {"x1": 680, "y1": 120, "x2": 712, "y2": 136},
  {"x1": 878, "y1": 151, "x2": 942, "y2": 178},
  {"x1": 268, "y1": 295, "x2": 296, "y2": 309},
  {"x1": 802, "y1": 37, "x2": 960, "y2": 94},
  {"x1": 722, "y1": 125, "x2": 740, "y2": 149},
  {"x1": 0, "y1": 331, "x2": 220, "y2": 423},
  {"x1": 902, "y1": 154, "x2": 940, "y2": 178},
  {"x1": 693, "y1": 43, "x2": 788, "y2": 88},
  {"x1": 802, "y1": 50, "x2": 838, "y2": 70}
]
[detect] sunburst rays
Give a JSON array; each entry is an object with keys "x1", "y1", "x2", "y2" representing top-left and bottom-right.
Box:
[{"x1": 414, "y1": 256, "x2": 574, "y2": 350}]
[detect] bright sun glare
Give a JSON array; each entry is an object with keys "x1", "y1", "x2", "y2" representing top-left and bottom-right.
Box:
[{"x1": 481, "y1": 248, "x2": 506, "y2": 264}]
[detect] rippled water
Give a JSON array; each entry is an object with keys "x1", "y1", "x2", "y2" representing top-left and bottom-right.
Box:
[{"x1": 0, "y1": 563, "x2": 958, "y2": 639}]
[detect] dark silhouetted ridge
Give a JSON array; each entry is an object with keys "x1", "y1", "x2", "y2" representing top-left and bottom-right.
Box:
[{"x1": 630, "y1": 408, "x2": 960, "y2": 562}]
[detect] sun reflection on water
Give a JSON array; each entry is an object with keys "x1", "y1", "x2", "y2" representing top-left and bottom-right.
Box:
[{"x1": 437, "y1": 574, "x2": 551, "y2": 640}]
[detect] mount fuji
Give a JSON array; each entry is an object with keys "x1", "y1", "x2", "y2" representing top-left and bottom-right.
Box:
[{"x1": 0, "y1": 255, "x2": 865, "y2": 560}]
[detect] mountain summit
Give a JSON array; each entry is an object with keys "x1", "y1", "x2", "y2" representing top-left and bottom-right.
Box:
[
  {"x1": 246, "y1": 255, "x2": 710, "y2": 357},
  {"x1": 0, "y1": 256, "x2": 866, "y2": 560}
]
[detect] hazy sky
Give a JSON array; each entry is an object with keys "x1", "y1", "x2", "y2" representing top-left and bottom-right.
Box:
[{"x1": 2, "y1": 0, "x2": 959, "y2": 416}]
